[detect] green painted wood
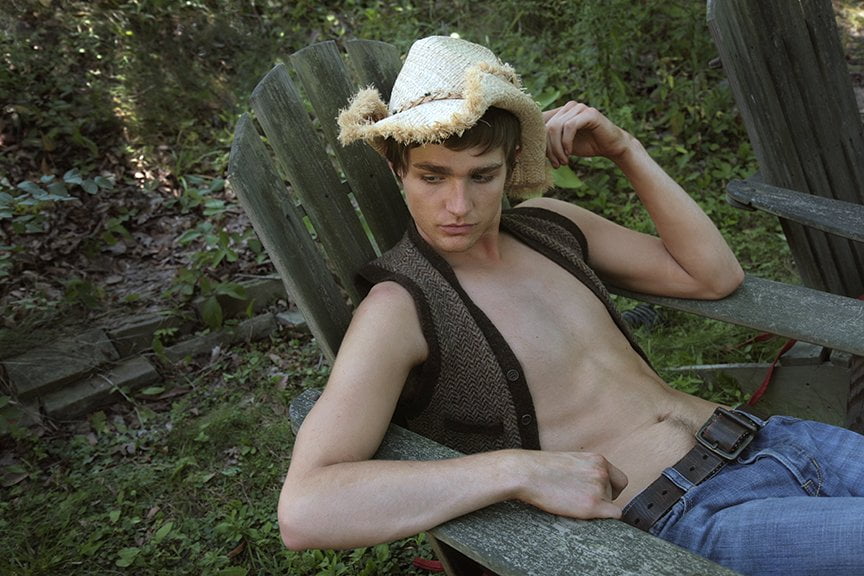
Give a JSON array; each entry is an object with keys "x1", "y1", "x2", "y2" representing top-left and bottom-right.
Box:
[
  {"x1": 289, "y1": 389, "x2": 739, "y2": 576},
  {"x1": 249, "y1": 64, "x2": 374, "y2": 306},
  {"x1": 227, "y1": 114, "x2": 352, "y2": 361},
  {"x1": 726, "y1": 179, "x2": 864, "y2": 242},
  {"x1": 292, "y1": 41, "x2": 409, "y2": 254},
  {"x1": 614, "y1": 274, "x2": 864, "y2": 356},
  {"x1": 708, "y1": 0, "x2": 864, "y2": 297}
]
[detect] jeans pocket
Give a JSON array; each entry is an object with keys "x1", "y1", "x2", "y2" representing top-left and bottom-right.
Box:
[{"x1": 737, "y1": 445, "x2": 823, "y2": 496}]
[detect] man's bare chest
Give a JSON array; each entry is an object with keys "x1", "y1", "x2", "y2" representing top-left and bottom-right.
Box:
[{"x1": 453, "y1": 242, "x2": 617, "y2": 373}]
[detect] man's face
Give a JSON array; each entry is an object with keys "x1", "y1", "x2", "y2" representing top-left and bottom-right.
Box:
[{"x1": 400, "y1": 143, "x2": 507, "y2": 255}]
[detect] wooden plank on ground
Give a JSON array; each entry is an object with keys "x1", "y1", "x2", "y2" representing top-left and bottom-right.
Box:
[
  {"x1": 289, "y1": 389, "x2": 739, "y2": 576},
  {"x1": 675, "y1": 362, "x2": 849, "y2": 425}
]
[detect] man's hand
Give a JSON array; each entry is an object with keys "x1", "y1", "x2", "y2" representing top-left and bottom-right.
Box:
[
  {"x1": 513, "y1": 450, "x2": 628, "y2": 519},
  {"x1": 543, "y1": 101, "x2": 633, "y2": 168}
]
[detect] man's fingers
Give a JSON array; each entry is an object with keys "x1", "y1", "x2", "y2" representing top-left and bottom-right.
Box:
[
  {"x1": 544, "y1": 101, "x2": 593, "y2": 166},
  {"x1": 594, "y1": 500, "x2": 623, "y2": 520}
]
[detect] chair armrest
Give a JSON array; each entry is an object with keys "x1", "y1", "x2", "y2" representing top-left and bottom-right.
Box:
[
  {"x1": 726, "y1": 179, "x2": 864, "y2": 243},
  {"x1": 612, "y1": 274, "x2": 864, "y2": 356},
  {"x1": 288, "y1": 389, "x2": 739, "y2": 576}
]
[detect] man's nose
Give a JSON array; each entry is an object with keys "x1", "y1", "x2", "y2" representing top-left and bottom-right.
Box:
[{"x1": 445, "y1": 181, "x2": 471, "y2": 215}]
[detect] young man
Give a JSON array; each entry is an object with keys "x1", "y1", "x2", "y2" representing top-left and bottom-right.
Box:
[{"x1": 278, "y1": 36, "x2": 864, "y2": 575}]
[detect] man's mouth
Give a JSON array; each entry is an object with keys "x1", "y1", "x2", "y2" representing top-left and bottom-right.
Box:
[{"x1": 440, "y1": 223, "x2": 474, "y2": 234}]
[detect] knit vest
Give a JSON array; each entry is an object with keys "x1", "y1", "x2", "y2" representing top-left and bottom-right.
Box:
[{"x1": 357, "y1": 206, "x2": 651, "y2": 455}]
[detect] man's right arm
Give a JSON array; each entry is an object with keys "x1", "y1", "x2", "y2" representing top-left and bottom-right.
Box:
[{"x1": 278, "y1": 282, "x2": 626, "y2": 551}]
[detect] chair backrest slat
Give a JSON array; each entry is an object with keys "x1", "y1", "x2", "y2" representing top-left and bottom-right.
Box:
[
  {"x1": 708, "y1": 0, "x2": 864, "y2": 297},
  {"x1": 250, "y1": 63, "x2": 374, "y2": 305},
  {"x1": 228, "y1": 115, "x2": 352, "y2": 361},
  {"x1": 291, "y1": 41, "x2": 409, "y2": 254}
]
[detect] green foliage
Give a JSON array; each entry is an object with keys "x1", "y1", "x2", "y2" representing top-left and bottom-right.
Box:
[
  {"x1": 0, "y1": 169, "x2": 115, "y2": 285},
  {"x1": 162, "y1": 175, "x2": 258, "y2": 328},
  {"x1": 0, "y1": 338, "x2": 435, "y2": 575},
  {"x1": 0, "y1": 170, "x2": 112, "y2": 233}
]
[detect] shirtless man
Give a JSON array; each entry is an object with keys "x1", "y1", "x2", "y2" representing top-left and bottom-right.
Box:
[{"x1": 277, "y1": 36, "x2": 864, "y2": 576}]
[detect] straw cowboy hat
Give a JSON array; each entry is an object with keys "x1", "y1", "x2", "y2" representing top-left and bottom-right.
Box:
[{"x1": 337, "y1": 35, "x2": 552, "y2": 198}]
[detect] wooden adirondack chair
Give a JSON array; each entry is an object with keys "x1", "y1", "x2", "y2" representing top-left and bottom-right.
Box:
[
  {"x1": 703, "y1": 0, "x2": 864, "y2": 431},
  {"x1": 226, "y1": 2, "x2": 864, "y2": 572}
]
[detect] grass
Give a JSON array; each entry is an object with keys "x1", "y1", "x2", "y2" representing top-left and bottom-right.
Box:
[{"x1": 0, "y1": 336, "x2": 436, "y2": 575}]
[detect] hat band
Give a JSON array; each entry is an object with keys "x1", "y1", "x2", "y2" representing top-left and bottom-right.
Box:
[{"x1": 392, "y1": 91, "x2": 462, "y2": 114}]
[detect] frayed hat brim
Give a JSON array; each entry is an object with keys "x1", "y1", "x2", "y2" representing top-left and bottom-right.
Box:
[{"x1": 337, "y1": 37, "x2": 552, "y2": 198}]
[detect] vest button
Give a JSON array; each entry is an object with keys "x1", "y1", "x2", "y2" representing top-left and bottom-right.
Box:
[
  {"x1": 520, "y1": 414, "x2": 533, "y2": 426},
  {"x1": 506, "y1": 369, "x2": 520, "y2": 381}
]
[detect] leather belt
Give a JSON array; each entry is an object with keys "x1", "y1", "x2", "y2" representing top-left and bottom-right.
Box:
[{"x1": 622, "y1": 407, "x2": 761, "y2": 531}]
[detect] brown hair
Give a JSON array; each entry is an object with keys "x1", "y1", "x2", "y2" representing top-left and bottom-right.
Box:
[{"x1": 383, "y1": 107, "x2": 522, "y2": 180}]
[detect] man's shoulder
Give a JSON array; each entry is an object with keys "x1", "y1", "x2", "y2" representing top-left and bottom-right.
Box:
[
  {"x1": 512, "y1": 196, "x2": 563, "y2": 211},
  {"x1": 507, "y1": 197, "x2": 590, "y2": 255},
  {"x1": 512, "y1": 196, "x2": 584, "y2": 221},
  {"x1": 351, "y1": 279, "x2": 427, "y2": 360},
  {"x1": 359, "y1": 280, "x2": 416, "y2": 315}
]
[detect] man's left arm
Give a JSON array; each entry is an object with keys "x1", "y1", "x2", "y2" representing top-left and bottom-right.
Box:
[{"x1": 526, "y1": 101, "x2": 743, "y2": 299}]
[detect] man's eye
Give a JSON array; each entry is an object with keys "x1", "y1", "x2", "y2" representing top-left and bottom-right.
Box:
[
  {"x1": 472, "y1": 174, "x2": 494, "y2": 183},
  {"x1": 421, "y1": 175, "x2": 442, "y2": 183}
]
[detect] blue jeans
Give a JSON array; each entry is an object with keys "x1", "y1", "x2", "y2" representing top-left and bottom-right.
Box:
[{"x1": 634, "y1": 415, "x2": 864, "y2": 576}]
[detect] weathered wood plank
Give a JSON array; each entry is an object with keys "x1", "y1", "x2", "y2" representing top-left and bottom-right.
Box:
[
  {"x1": 289, "y1": 389, "x2": 739, "y2": 576},
  {"x1": 726, "y1": 179, "x2": 864, "y2": 242},
  {"x1": 5, "y1": 328, "x2": 119, "y2": 399},
  {"x1": 250, "y1": 64, "x2": 374, "y2": 305},
  {"x1": 344, "y1": 39, "x2": 402, "y2": 104},
  {"x1": 227, "y1": 114, "x2": 352, "y2": 361},
  {"x1": 614, "y1": 274, "x2": 864, "y2": 356},
  {"x1": 708, "y1": 0, "x2": 864, "y2": 296},
  {"x1": 292, "y1": 41, "x2": 409, "y2": 254}
]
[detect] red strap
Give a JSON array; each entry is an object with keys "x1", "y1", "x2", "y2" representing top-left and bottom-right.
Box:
[
  {"x1": 746, "y1": 337, "x2": 797, "y2": 406},
  {"x1": 412, "y1": 557, "x2": 445, "y2": 572},
  {"x1": 411, "y1": 557, "x2": 497, "y2": 575}
]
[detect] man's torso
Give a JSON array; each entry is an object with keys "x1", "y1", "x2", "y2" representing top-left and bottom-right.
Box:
[{"x1": 452, "y1": 231, "x2": 719, "y2": 503}]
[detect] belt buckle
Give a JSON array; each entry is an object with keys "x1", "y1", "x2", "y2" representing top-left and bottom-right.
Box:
[{"x1": 696, "y1": 407, "x2": 759, "y2": 461}]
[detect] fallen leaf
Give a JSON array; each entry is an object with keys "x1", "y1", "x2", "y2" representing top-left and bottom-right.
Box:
[
  {"x1": 1, "y1": 471, "x2": 29, "y2": 488},
  {"x1": 227, "y1": 541, "x2": 246, "y2": 559}
]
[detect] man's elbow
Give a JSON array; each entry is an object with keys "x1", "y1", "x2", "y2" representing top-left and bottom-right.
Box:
[
  {"x1": 278, "y1": 493, "x2": 319, "y2": 551},
  {"x1": 704, "y1": 263, "x2": 745, "y2": 300},
  {"x1": 279, "y1": 519, "x2": 306, "y2": 551}
]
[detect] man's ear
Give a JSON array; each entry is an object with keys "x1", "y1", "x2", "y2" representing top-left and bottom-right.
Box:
[{"x1": 387, "y1": 160, "x2": 404, "y2": 183}]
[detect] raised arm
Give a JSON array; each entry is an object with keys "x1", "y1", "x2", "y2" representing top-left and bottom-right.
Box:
[
  {"x1": 279, "y1": 281, "x2": 626, "y2": 550},
  {"x1": 528, "y1": 101, "x2": 743, "y2": 299}
]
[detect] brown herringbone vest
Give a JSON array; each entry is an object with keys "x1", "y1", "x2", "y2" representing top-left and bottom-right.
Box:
[{"x1": 358, "y1": 207, "x2": 650, "y2": 454}]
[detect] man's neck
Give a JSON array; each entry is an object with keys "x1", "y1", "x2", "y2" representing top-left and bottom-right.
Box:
[{"x1": 438, "y1": 226, "x2": 506, "y2": 271}]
